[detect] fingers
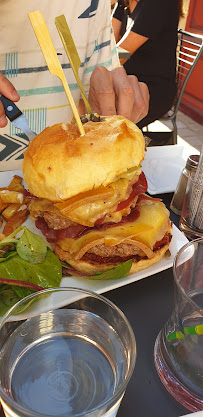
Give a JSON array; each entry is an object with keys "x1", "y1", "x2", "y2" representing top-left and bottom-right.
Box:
[
  {"x1": 138, "y1": 82, "x2": 150, "y2": 122},
  {"x1": 0, "y1": 73, "x2": 20, "y2": 127},
  {"x1": 0, "y1": 73, "x2": 20, "y2": 101},
  {"x1": 86, "y1": 66, "x2": 150, "y2": 125},
  {"x1": 127, "y1": 76, "x2": 149, "y2": 124},
  {"x1": 91, "y1": 66, "x2": 149, "y2": 125},
  {"x1": 112, "y1": 68, "x2": 149, "y2": 123},
  {"x1": 111, "y1": 67, "x2": 135, "y2": 120},
  {"x1": 88, "y1": 66, "x2": 116, "y2": 116},
  {"x1": 0, "y1": 102, "x2": 7, "y2": 127}
]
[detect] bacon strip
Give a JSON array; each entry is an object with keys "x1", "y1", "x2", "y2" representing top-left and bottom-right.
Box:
[{"x1": 35, "y1": 206, "x2": 140, "y2": 243}]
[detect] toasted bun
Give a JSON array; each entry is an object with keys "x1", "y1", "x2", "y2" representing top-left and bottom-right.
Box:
[
  {"x1": 23, "y1": 116, "x2": 145, "y2": 202},
  {"x1": 54, "y1": 227, "x2": 172, "y2": 276}
]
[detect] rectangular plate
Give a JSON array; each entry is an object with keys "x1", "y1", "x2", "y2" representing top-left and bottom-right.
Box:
[
  {"x1": 142, "y1": 145, "x2": 199, "y2": 195},
  {"x1": 0, "y1": 170, "x2": 188, "y2": 318}
]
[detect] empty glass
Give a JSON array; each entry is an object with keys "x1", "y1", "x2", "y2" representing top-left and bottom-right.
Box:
[{"x1": 154, "y1": 239, "x2": 203, "y2": 412}]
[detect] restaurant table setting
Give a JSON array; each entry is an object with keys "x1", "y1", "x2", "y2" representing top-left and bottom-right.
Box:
[
  {"x1": 0, "y1": 189, "x2": 202, "y2": 417},
  {"x1": 0, "y1": 10, "x2": 203, "y2": 417},
  {"x1": 0, "y1": 163, "x2": 202, "y2": 417}
]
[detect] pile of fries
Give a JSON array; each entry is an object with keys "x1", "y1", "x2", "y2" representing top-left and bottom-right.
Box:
[{"x1": 0, "y1": 175, "x2": 29, "y2": 238}]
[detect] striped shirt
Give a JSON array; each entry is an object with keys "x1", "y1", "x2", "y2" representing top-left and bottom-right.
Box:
[{"x1": 0, "y1": 0, "x2": 119, "y2": 170}]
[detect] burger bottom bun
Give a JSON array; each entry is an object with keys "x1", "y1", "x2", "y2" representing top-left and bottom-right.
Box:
[{"x1": 54, "y1": 232, "x2": 171, "y2": 276}]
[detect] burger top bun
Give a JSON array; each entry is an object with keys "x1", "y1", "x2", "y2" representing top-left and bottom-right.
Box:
[{"x1": 23, "y1": 115, "x2": 145, "y2": 202}]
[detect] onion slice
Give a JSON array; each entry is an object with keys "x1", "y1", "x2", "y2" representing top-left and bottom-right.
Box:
[{"x1": 0, "y1": 277, "x2": 44, "y2": 291}]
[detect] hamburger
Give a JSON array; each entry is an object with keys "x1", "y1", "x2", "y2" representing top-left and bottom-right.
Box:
[{"x1": 23, "y1": 115, "x2": 172, "y2": 276}]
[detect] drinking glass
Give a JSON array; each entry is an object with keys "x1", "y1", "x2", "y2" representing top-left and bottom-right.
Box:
[
  {"x1": 0, "y1": 287, "x2": 136, "y2": 417},
  {"x1": 154, "y1": 239, "x2": 203, "y2": 412}
]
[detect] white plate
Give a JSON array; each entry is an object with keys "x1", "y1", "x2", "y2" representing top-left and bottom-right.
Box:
[
  {"x1": 0, "y1": 170, "x2": 188, "y2": 319},
  {"x1": 142, "y1": 145, "x2": 198, "y2": 195}
]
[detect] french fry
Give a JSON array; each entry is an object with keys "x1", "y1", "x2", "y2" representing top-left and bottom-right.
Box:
[
  {"x1": 8, "y1": 175, "x2": 23, "y2": 186},
  {"x1": 2, "y1": 204, "x2": 21, "y2": 220},
  {"x1": 0, "y1": 187, "x2": 8, "y2": 191},
  {"x1": 8, "y1": 175, "x2": 24, "y2": 192},
  {"x1": 3, "y1": 208, "x2": 28, "y2": 236},
  {"x1": 0, "y1": 233, "x2": 5, "y2": 241},
  {"x1": 0, "y1": 176, "x2": 28, "y2": 237},
  {"x1": 0, "y1": 198, "x2": 9, "y2": 212},
  {"x1": 0, "y1": 190, "x2": 24, "y2": 204},
  {"x1": 9, "y1": 183, "x2": 24, "y2": 192}
]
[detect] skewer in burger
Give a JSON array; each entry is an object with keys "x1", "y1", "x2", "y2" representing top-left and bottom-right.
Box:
[{"x1": 23, "y1": 115, "x2": 172, "y2": 276}]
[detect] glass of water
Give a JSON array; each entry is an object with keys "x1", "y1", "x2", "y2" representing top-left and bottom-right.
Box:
[
  {"x1": 154, "y1": 238, "x2": 203, "y2": 412},
  {"x1": 0, "y1": 287, "x2": 136, "y2": 417}
]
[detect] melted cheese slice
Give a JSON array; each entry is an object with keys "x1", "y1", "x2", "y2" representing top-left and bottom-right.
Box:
[
  {"x1": 54, "y1": 166, "x2": 141, "y2": 227},
  {"x1": 57, "y1": 177, "x2": 130, "y2": 226},
  {"x1": 58, "y1": 200, "x2": 170, "y2": 260}
]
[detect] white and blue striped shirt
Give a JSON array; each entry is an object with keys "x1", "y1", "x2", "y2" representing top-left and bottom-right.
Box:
[{"x1": 0, "y1": 0, "x2": 119, "y2": 170}]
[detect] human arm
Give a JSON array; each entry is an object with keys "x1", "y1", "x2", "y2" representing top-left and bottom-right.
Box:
[
  {"x1": 0, "y1": 73, "x2": 20, "y2": 127},
  {"x1": 112, "y1": 0, "x2": 170, "y2": 65},
  {"x1": 112, "y1": 17, "x2": 148, "y2": 65}
]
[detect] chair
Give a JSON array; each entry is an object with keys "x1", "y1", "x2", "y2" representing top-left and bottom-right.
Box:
[{"x1": 145, "y1": 29, "x2": 203, "y2": 146}]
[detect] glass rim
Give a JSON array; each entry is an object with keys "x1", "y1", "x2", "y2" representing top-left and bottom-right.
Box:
[
  {"x1": 0, "y1": 286, "x2": 136, "y2": 417},
  {"x1": 173, "y1": 238, "x2": 203, "y2": 315}
]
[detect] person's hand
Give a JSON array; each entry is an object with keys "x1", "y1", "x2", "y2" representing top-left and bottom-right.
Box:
[
  {"x1": 88, "y1": 66, "x2": 149, "y2": 124},
  {"x1": 0, "y1": 73, "x2": 20, "y2": 127}
]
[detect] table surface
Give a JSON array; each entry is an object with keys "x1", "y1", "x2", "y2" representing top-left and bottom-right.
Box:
[
  {"x1": 107, "y1": 193, "x2": 189, "y2": 417},
  {"x1": 0, "y1": 193, "x2": 190, "y2": 417}
]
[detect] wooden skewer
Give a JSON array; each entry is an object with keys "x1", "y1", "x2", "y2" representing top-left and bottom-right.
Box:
[
  {"x1": 55, "y1": 15, "x2": 92, "y2": 115},
  {"x1": 29, "y1": 11, "x2": 85, "y2": 136}
]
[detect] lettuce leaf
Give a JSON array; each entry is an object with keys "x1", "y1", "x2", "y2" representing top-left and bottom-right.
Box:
[
  {"x1": 0, "y1": 248, "x2": 62, "y2": 316},
  {"x1": 0, "y1": 286, "x2": 21, "y2": 316},
  {"x1": 16, "y1": 228, "x2": 47, "y2": 264},
  {"x1": 62, "y1": 259, "x2": 133, "y2": 280}
]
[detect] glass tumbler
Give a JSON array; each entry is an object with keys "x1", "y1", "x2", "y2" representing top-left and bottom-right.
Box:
[
  {"x1": 0, "y1": 287, "x2": 136, "y2": 417},
  {"x1": 154, "y1": 239, "x2": 203, "y2": 412}
]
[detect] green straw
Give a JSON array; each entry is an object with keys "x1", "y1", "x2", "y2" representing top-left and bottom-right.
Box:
[{"x1": 168, "y1": 324, "x2": 203, "y2": 341}]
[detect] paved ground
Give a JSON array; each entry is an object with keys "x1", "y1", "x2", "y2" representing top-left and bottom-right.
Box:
[{"x1": 146, "y1": 111, "x2": 203, "y2": 152}]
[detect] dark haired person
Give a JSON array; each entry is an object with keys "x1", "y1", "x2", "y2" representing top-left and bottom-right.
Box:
[{"x1": 112, "y1": 0, "x2": 184, "y2": 129}]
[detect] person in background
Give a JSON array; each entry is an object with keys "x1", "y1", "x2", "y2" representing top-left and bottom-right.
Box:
[
  {"x1": 0, "y1": 0, "x2": 149, "y2": 170},
  {"x1": 112, "y1": 0, "x2": 184, "y2": 129}
]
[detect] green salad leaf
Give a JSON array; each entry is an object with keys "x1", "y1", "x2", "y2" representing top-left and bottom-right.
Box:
[
  {"x1": 0, "y1": 246, "x2": 61, "y2": 284},
  {"x1": 16, "y1": 228, "x2": 47, "y2": 264},
  {"x1": 92, "y1": 259, "x2": 133, "y2": 280},
  {"x1": 0, "y1": 286, "x2": 21, "y2": 316},
  {"x1": 0, "y1": 225, "x2": 133, "y2": 316},
  {"x1": 62, "y1": 259, "x2": 133, "y2": 280},
  {"x1": 0, "y1": 227, "x2": 62, "y2": 316},
  {"x1": 0, "y1": 250, "x2": 17, "y2": 262}
]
